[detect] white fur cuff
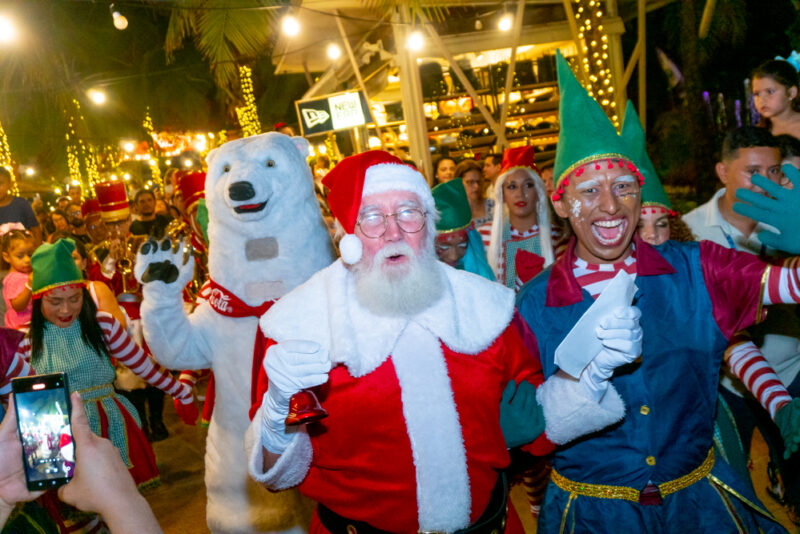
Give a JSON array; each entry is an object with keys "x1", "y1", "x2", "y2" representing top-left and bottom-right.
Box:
[
  {"x1": 536, "y1": 373, "x2": 626, "y2": 445},
  {"x1": 245, "y1": 408, "x2": 313, "y2": 490}
]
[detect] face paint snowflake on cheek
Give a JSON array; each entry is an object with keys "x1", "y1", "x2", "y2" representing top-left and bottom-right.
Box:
[{"x1": 570, "y1": 198, "x2": 581, "y2": 218}]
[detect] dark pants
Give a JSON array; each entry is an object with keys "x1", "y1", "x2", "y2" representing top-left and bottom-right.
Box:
[
  {"x1": 119, "y1": 386, "x2": 165, "y2": 430},
  {"x1": 719, "y1": 383, "x2": 800, "y2": 511}
]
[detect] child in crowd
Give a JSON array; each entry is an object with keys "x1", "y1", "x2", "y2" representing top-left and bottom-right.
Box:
[
  {"x1": 2, "y1": 228, "x2": 35, "y2": 330},
  {"x1": 753, "y1": 59, "x2": 800, "y2": 139}
]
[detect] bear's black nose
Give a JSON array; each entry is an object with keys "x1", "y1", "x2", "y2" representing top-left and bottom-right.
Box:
[{"x1": 229, "y1": 181, "x2": 255, "y2": 201}]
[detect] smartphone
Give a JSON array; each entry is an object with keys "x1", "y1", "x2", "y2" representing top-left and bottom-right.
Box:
[{"x1": 11, "y1": 373, "x2": 74, "y2": 490}]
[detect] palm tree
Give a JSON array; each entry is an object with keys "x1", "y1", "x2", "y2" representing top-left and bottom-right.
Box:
[{"x1": 163, "y1": 0, "x2": 280, "y2": 104}]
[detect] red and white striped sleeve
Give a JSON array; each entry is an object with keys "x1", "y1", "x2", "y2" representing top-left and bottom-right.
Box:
[
  {"x1": 97, "y1": 313, "x2": 192, "y2": 402},
  {"x1": 178, "y1": 369, "x2": 206, "y2": 388},
  {"x1": 1, "y1": 345, "x2": 35, "y2": 399},
  {"x1": 726, "y1": 335, "x2": 792, "y2": 419},
  {"x1": 763, "y1": 257, "x2": 800, "y2": 305}
]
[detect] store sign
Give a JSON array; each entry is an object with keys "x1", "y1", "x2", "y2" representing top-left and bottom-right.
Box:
[{"x1": 295, "y1": 90, "x2": 373, "y2": 136}]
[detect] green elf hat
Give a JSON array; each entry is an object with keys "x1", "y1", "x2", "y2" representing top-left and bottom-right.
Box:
[
  {"x1": 552, "y1": 50, "x2": 642, "y2": 200},
  {"x1": 432, "y1": 178, "x2": 472, "y2": 234},
  {"x1": 31, "y1": 238, "x2": 85, "y2": 298},
  {"x1": 620, "y1": 101, "x2": 673, "y2": 215}
]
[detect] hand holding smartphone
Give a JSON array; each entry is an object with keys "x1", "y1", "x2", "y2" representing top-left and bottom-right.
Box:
[{"x1": 11, "y1": 373, "x2": 74, "y2": 491}]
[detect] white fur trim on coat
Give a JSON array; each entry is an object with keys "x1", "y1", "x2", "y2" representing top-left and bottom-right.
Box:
[
  {"x1": 362, "y1": 163, "x2": 436, "y2": 215},
  {"x1": 536, "y1": 373, "x2": 625, "y2": 445},
  {"x1": 393, "y1": 322, "x2": 471, "y2": 531},
  {"x1": 260, "y1": 260, "x2": 515, "y2": 377},
  {"x1": 486, "y1": 167, "x2": 554, "y2": 277},
  {"x1": 245, "y1": 406, "x2": 313, "y2": 490}
]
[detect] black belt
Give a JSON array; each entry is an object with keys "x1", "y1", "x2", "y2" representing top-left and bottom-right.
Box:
[{"x1": 317, "y1": 473, "x2": 508, "y2": 534}]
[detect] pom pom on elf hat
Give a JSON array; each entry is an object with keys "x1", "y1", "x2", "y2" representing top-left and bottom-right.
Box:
[{"x1": 322, "y1": 151, "x2": 435, "y2": 264}]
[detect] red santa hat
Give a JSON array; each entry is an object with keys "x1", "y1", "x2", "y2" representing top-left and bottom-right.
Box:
[
  {"x1": 500, "y1": 145, "x2": 539, "y2": 175},
  {"x1": 322, "y1": 150, "x2": 435, "y2": 264}
]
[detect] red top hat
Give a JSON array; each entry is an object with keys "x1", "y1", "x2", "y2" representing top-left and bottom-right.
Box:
[
  {"x1": 500, "y1": 146, "x2": 538, "y2": 176},
  {"x1": 177, "y1": 171, "x2": 206, "y2": 212},
  {"x1": 80, "y1": 198, "x2": 101, "y2": 218},
  {"x1": 94, "y1": 181, "x2": 130, "y2": 222}
]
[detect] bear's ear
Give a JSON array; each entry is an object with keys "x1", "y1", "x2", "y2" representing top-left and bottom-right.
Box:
[
  {"x1": 289, "y1": 136, "x2": 310, "y2": 159},
  {"x1": 206, "y1": 147, "x2": 219, "y2": 167}
]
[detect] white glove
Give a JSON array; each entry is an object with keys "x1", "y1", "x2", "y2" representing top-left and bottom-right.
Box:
[
  {"x1": 260, "y1": 340, "x2": 331, "y2": 454},
  {"x1": 580, "y1": 306, "x2": 642, "y2": 401}
]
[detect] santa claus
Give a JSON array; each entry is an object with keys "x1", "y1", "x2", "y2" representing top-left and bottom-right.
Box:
[{"x1": 246, "y1": 151, "x2": 561, "y2": 533}]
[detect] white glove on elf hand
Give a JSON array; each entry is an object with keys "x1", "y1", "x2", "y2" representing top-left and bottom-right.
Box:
[
  {"x1": 580, "y1": 306, "x2": 642, "y2": 402},
  {"x1": 260, "y1": 340, "x2": 331, "y2": 454}
]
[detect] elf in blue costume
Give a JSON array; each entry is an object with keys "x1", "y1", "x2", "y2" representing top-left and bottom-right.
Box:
[
  {"x1": 431, "y1": 178, "x2": 495, "y2": 280},
  {"x1": 515, "y1": 51, "x2": 800, "y2": 533}
]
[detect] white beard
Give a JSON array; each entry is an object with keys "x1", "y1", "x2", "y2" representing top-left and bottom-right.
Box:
[{"x1": 352, "y1": 242, "x2": 444, "y2": 317}]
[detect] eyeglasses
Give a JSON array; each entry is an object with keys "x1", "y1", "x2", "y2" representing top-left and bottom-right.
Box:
[{"x1": 357, "y1": 207, "x2": 427, "y2": 238}]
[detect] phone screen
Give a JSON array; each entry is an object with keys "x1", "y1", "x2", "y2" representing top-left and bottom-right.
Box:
[{"x1": 12, "y1": 373, "x2": 73, "y2": 490}]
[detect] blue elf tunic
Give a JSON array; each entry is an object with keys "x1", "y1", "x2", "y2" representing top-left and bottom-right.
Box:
[{"x1": 516, "y1": 236, "x2": 787, "y2": 533}]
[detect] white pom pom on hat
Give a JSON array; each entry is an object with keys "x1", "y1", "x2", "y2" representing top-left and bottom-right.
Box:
[
  {"x1": 338, "y1": 234, "x2": 363, "y2": 264},
  {"x1": 322, "y1": 151, "x2": 434, "y2": 265}
]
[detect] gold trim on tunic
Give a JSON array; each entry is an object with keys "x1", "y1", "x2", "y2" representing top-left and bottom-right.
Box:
[
  {"x1": 756, "y1": 265, "x2": 770, "y2": 324},
  {"x1": 551, "y1": 448, "x2": 715, "y2": 502}
]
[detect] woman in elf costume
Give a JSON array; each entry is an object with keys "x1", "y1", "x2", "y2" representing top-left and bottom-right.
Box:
[
  {"x1": 19, "y1": 239, "x2": 197, "y2": 490},
  {"x1": 485, "y1": 146, "x2": 559, "y2": 290},
  {"x1": 431, "y1": 178, "x2": 494, "y2": 280}
]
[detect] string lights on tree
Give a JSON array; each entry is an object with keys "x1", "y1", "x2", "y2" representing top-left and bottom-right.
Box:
[
  {"x1": 236, "y1": 65, "x2": 261, "y2": 138},
  {"x1": 65, "y1": 99, "x2": 100, "y2": 191},
  {"x1": 142, "y1": 107, "x2": 163, "y2": 189},
  {"x1": 0, "y1": 119, "x2": 18, "y2": 195},
  {"x1": 573, "y1": 0, "x2": 618, "y2": 127}
]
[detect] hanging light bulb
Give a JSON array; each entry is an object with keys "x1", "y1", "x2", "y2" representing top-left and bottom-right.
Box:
[
  {"x1": 109, "y1": 4, "x2": 128, "y2": 30},
  {"x1": 498, "y1": 13, "x2": 513, "y2": 31},
  {"x1": 282, "y1": 14, "x2": 300, "y2": 37},
  {"x1": 0, "y1": 14, "x2": 18, "y2": 44},
  {"x1": 327, "y1": 43, "x2": 342, "y2": 60},
  {"x1": 87, "y1": 89, "x2": 106, "y2": 105},
  {"x1": 406, "y1": 31, "x2": 423, "y2": 51}
]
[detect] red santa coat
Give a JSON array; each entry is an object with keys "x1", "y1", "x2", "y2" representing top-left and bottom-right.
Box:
[{"x1": 247, "y1": 260, "x2": 553, "y2": 533}]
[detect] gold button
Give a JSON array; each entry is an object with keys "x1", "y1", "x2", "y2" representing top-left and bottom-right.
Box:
[
  {"x1": 640, "y1": 405, "x2": 650, "y2": 415},
  {"x1": 646, "y1": 456, "x2": 656, "y2": 466}
]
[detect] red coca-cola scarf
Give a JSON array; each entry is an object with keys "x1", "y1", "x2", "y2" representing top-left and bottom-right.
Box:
[
  {"x1": 199, "y1": 279, "x2": 275, "y2": 415},
  {"x1": 200, "y1": 279, "x2": 275, "y2": 317}
]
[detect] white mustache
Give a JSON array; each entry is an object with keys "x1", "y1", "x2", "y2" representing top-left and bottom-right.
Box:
[{"x1": 374, "y1": 242, "x2": 416, "y2": 263}]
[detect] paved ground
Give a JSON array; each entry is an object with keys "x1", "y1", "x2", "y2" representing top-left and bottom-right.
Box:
[{"x1": 144, "y1": 402, "x2": 208, "y2": 533}]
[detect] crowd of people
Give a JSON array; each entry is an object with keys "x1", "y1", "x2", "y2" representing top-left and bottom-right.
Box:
[{"x1": 0, "y1": 53, "x2": 799, "y2": 534}]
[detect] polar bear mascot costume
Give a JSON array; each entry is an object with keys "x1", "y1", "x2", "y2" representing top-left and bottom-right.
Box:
[{"x1": 135, "y1": 132, "x2": 335, "y2": 533}]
